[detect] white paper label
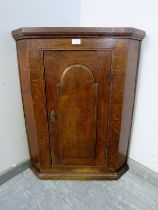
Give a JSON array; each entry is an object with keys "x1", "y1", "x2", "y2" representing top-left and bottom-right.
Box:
[{"x1": 72, "y1": 39, "x2": 81, "y2": 45}]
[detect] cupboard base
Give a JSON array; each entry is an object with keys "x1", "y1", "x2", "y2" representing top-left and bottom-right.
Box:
[{"x1": 31, "y1": 164, "x2": 129, "y2": 180}]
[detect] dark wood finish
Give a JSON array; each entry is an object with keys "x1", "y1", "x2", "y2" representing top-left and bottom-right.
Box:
[
  {"x1": 12, "y1": 27, "x2": 145, "y2": 40},
  {"x1": 31, "y1": 164, "x2": 129, "y2": 180},
  {"x1": 12, "y1": 27, "x2": 145, "y2": 180},
  {"x1": 44, "y1": 50, "x2": 111, "y2": 166}
]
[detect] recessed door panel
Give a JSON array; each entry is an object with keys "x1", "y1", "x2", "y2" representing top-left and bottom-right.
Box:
[
  {"x1": 58, "y1": 65, "x2": 98, "y2": 159},
  {"x1": 44, "y1": 50, "x2": 112, "y2": 166}
]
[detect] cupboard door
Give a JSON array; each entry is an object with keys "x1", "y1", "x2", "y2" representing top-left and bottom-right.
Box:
[{"x1": 44, "y1": 50, "x2": 112, "y2": 166}]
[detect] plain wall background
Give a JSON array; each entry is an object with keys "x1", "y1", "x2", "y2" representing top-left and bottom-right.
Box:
[
  {"x1": 1, "y1": 0, "x2": 158, "y2": 174},
  {"x1": 0, "y1": 0, "x2": 81, "y2": 173},
  {"x1": 80, "y1": 0, "x2": 158, "y2": 173}
]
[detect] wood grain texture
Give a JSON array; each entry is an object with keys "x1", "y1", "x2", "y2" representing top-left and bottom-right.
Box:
[
  {"x1": 58, "y1": 65, "x2": 98, "y2": 160},
  {"x1": 12, "y1": 27, "x2": 145, "y2": 40},
  {"x1": 118, "y1": 40, "x2": 141, "y2": 168},
  {"x1": 44, "y1": 50, "x2": 112, "y2": 167},
  {"x1": 16, "y1": 40, "x2": 40, "y2": 169},
  {"x1": 12, "y1": 27, "x2": 145, "y2": 180},
  {"x1": 31, "y1": 164, "x2": 129, "y2": 180},
  {"x1": 106, "y1": 39, "x2": 129, "y2": 171}
]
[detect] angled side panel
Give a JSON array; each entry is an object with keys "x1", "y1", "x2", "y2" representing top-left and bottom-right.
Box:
[
  {"x1": 107, "y1": 39, "x2": 129, "y2": 171},
  {"x1": 16, "y1": 40, "x2": 40, "y2": 169},
  {"x1": 118, "y1": 40, "x2": 141, "y2": 167},
  {"x1": 27, "y1": 40, "x2": 51, "y2": 169}
]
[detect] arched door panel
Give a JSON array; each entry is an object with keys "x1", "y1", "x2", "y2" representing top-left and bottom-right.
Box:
[{"x1": 44, "y1": 50, "x2": 112, "y2": 166}]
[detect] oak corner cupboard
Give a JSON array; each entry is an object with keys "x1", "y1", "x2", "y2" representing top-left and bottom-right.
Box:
[{"x1": 12, "y1": 27, "x2": 145, "y2": 180}]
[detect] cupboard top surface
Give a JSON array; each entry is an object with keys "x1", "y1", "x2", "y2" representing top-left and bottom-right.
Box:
[{"x1": 12, "y1": 27, "x2": 145, "y2": 41}]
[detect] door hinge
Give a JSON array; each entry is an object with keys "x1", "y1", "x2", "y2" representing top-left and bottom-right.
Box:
[
  {"x1": 105, "y1": 146, "x2": 108, "y2": 163},
  {"x1": 108, "y1": 74, "x2": 112, "y2": 84}
]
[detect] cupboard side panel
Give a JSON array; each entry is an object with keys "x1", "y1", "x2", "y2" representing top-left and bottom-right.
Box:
[
  {"x1": 28, "y1": 40, "x2": 51, "y2": 169},
  {"x1": 16, "y1": 40, "x2": 40, "y2": 168},
  {"x1": 118, "y1": 40, "x2": 141, "y2": 168},
  {"x1": 107, "y1": 39, "x2": 129, "y2": 171}
]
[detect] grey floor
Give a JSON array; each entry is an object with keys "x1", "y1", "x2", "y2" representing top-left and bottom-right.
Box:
[{"x1": 0, "y1": 168, "x2": 158, "y2": 210}]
